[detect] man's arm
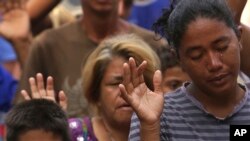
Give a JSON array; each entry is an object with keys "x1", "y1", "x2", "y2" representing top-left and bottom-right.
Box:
[
  {"x1": 241, "y1": 0, "x2": 250, "y2": 26},
  {"x1": 26, "y1": 0, "x2": 62, "y2": 25},
  {"x1": 240, "y1": 24, "x2": 250, "y2": 77},
  {"x1": 226, "y1": 0, "x2": 247, "y2": 25},
  {"x1": 227, "y1": 0, "x2": 250, "y2": 78}
]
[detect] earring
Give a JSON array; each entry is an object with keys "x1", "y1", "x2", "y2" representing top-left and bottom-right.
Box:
[
  {"x1": 239, "y1": 43, "x2": 243, "y2": 50},
  {"x1": 219, "y1": 52, "x2": 223, "y2": 63}
]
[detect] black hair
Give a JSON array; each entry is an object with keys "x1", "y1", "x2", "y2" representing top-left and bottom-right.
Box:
[
  {"x1": 157, "y1": 47, "x2": 179, "y2": 72},
  {"x1": 124, "y1": 0, "x2": 133, "y2": 9},
  {"x1": 153, "y1": 0, "x2": 239, "y2": 54},
  {"x1": 5, "y1": 99, "x2": 70, "y2": 141}
]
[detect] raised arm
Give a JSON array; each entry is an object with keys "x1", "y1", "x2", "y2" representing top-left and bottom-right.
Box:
[
  {"x1": 0, "y1": 0, "x2": 31, "y2": 67},
  {"x1": 226, "y1": 0, "x2": 250, "y2": 78},
  {"x1": 226, "y1": 0, "x2": 247, "y2": 25},
  {"x1": 26, "y1": 0, "x2": 62, "y2": 24},
  {"x1": 119, "y1": 57, "x2": 164, "y2": 141}
]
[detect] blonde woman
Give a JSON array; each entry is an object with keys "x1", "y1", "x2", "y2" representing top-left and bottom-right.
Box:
[{"x1": 21, "y1": 34, "x2": 161, "y2": 141}]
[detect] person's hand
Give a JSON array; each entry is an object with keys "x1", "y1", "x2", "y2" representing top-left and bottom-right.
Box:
[
  {"x1": 21, "y1": 73, "x2": 67, "y2": 111},
  {"x1": 119, "y1": 57, "x2": 164, "y2": 125},
  {"x1": 0, "y1": 0, "x2": 30, "y2": 40}
]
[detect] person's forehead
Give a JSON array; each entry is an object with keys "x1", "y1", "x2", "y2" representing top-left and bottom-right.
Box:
[
  {"x1": 179, "y1": 18, "x2": 233, "y2": 48},
  {"x1": 19, "y1": 130, "x2": 62, "y2": 141},
  {"x1": 103, "y1": 57, "x2": 126, "y2": 76}
]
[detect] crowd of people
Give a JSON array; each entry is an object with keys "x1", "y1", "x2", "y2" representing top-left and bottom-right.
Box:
[{"x1": 1, "y1": 0, "x2": 250, "y2": 141}]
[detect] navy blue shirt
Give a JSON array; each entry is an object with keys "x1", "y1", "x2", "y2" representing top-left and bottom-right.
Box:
[
  {"x1": 0, "y1": 65, "x2": 17, "y2": 112},
  {"x1": 128, "y1": 0, "x2": 170, "y2": 30}
]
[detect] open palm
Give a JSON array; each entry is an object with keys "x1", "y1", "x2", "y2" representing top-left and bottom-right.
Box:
[
  {"x1": 21, "y1": 73, "x2": 67, "y2": 111},
  {"x1": 0, "y1": 1, "x2": 30, "y2": 40},
  {"x1": 119, "y1": 58, "x2": 164, "y2": 125}
]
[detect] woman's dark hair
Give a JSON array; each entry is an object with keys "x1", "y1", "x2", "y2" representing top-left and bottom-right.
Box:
[
  {"x1": 157, "y1": 47, "x2": 179, "y2": 72},
  {"x1": 153, "y1": 0, "x2": 239, "y2": 54},
  {"x1": 6, "y1": 99, "x2": 70, "y2": 141}
]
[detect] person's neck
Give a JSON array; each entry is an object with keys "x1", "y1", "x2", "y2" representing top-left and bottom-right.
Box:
[
  {"x1": 102, "y1": 118, "x2": 130, "y2": 141},
  {"x1": 81, "y1": 11, "x2": 129, "y2": 44},
  {"x1": 92, "y1": 116, "x2": 130, "y2": 141},
  {"x1": 187, "y1": 83, "x2": 245, "y2": 118}
]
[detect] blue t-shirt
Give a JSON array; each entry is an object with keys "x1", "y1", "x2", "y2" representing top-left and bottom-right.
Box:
[
  {"x1": 128, "y1": 0, "x2": 170, "y2": 30},
  {"x1": 0, "y1": 65, "x2": 17, "y2": 112},
  {"x1": 0, "y1": 37, "x2": 16, "y2": 63}
]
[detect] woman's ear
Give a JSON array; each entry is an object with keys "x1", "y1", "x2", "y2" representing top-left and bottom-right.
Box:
[
  {"x1": 237, "y1": 25, "x2": 243, "y2": 40},
  {"x1": 239, "y1": 42, "x2": 243, "y2": 50},
  {"x1": 237, "y1": 25, "x2": 243, "y2": 50}
]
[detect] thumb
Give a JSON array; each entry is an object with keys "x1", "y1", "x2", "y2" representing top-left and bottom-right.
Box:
[
  {"x1": 58, "y1": 90, "x2": 67, "y2": 112},
  {"x1": 21, "y1": 90, "x2": 31, "y2": 100}
]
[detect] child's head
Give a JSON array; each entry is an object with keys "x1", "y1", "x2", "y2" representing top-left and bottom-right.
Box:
[
  {"x1": 5, "y1": 99, "x2": 70, "y2": 141},
  {"x1": 157, "y1": 47, "x2": 190, "y2": 93}
]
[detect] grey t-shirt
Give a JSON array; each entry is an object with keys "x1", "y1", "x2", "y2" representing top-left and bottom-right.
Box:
[{"x1": 129, "y1": 83, "x2": 250, "y2": 141}]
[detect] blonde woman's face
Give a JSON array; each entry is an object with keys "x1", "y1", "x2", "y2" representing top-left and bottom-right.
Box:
[{"x1": 99, "y1": 56, "x2": 133, "y2": 124}]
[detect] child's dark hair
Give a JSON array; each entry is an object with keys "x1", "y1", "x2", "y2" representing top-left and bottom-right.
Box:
[
  {"x1": 153, "y1": 0, "x2": 239, "y2": 54},
  {"x1": 5, "y1": 99, "x2": 70, "y2": 141},
  {"x1": 157, "y1": 47, "x2": 179, "y2": 72}
]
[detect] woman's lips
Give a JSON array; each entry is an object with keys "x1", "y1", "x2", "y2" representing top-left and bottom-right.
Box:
[
  {"x1": 117, "y1": 103, "x2": 132, "y2": 110},
  {"x1": 207, "y1": 73, "x2": 229, "y2": 86}
]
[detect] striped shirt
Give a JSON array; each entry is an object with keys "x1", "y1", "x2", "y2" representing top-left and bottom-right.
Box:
[{"x1": 129, "y1": 83, "x2": 250, "y2": 141}]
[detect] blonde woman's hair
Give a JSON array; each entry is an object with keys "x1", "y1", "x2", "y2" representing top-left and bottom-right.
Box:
[{"x1": 82, "y1": 34, "x2": 160, "y2": 115}]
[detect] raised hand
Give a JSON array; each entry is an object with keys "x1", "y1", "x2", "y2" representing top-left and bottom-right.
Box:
[
  {"x1": 21, "y1": 73, "x2": 67, "y2": 111},
  {"x1": 119, "y1": 57, "x2": 164, "y2": 125},
  {"x1": 0, "y1": 0, "x2": 30, "y2": 40}
]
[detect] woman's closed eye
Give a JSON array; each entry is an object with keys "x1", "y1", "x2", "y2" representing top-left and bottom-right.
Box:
[
  {"x1": 216, "y1": 45, "x2": 228, "y2": 52},
  {"x1": 189, "y1": 50, "x2": 203, "y2": 60},
  {"x1": 106, "y1": 81, "x2": 122, "y2": 87}
]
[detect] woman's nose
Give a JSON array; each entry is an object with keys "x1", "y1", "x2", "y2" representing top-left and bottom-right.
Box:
[{"x1": 205, "y1": 51, "x2": 223, "y2": 72}]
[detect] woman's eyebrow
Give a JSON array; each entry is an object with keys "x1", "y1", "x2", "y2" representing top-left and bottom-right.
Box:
[{"x1": 211, "y1": 36, "x2": 230, "y2": 45}]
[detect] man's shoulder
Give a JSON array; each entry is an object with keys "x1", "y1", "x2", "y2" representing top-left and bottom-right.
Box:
[
  {"x1": 32, "y1": 21, "x2": 83, "y2": 48},
  {"x1": 129, "y1": 23, "x2": 168, "y2": 48},
  {"x1": 35, "y1": 20, "x2": 81, "y2": 42},
  {"x1": 129, "y1": 23, "x2": 156, "y2": 38}
]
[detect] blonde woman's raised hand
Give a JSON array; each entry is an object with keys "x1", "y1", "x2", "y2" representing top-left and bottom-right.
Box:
[
  {"x1": 119, "y1": 57, "x2": 164, "y2": 125},
  {"x1": 21, "y1": 73, "x2": 67, "y2": 111}
]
